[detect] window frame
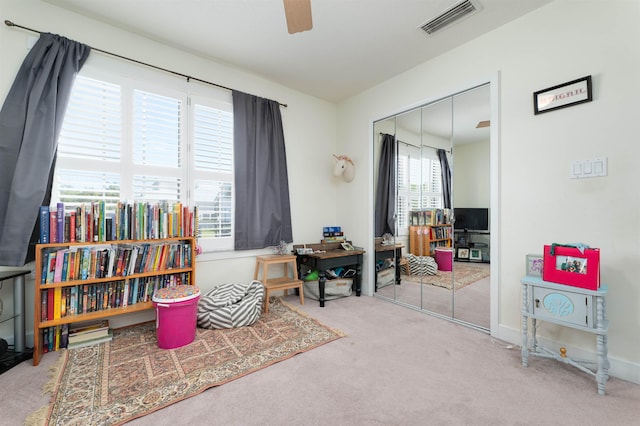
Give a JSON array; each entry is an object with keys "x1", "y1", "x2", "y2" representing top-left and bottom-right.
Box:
[{"x1": 52, "y1": 54, "x2": 234, "y2": 252}]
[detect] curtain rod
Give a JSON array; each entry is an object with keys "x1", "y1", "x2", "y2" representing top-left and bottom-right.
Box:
[{"x1": 4, "y1": 19, "x2": 288, "y2": 108}]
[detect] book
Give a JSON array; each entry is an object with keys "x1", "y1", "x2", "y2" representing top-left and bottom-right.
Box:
[
  {"x1": 53, "y1": 249, "x2": 67, "y2": 283},
  {"x1": 53, "y1": 287, "x2": 62, "y2": 320},
  {"x1": 47, "y1": 287, "x2": 54, "y2": 321},
  {"x1": 39, "y1": 206, "x2": 50, "y2": 243},
  {"x1": 42, "y1": 328, "x2": 49, "y2": 353},
  {"x1": 57, "y1": 202, "x2": 65, "y2": 243},
  {"x1": 60, "y1": 324, "x2": 69, "y2": 349},
  {"x1": 64, "y1": 214, "x2": 70, "y2": 243},
  {"x1": 68, "y1": 319, "x2": 109, "y2": 339},
  {"x1": 68, "y1": 325, "x2": 111, "y2": 344},
  {"x1": 41, "y1": 289, "x2": 48, "y2": 321},
  {"x1": 41, "y1": 250, "x2": 50, "y2": 284},
  {"x1": 69, "y1": 211, "x2": 76, "y2": 242},
  {"x1": 49, "y1": 211, "x2": 57, "y2": 244},
  {"x1": 67, "y1": 329, "x2": 113, "y2": 349}
]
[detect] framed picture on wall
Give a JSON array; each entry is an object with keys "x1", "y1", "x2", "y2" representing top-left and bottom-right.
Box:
[
  {"x1": 457, "y1": 248, "x2": 469, "y2": 259},
  {"x1": 533, "y1": 75, "x2": 592, "y2": 115}
]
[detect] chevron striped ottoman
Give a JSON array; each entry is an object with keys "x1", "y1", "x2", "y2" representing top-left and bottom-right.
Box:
[
  {"x1": 197, "y1": 280, "x2": 265, "y2": 329},
  {"x1": 404, "y1": 254, "x2": 438, "y2": 276}
]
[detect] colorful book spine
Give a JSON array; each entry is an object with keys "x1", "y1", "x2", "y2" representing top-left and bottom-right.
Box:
[
  {"x1": 53, "y1": 249, "x2": 67, "y2": 283},
  {"x1": 39, "y1": 206, "x2": 50, "y2": 243},
  {"x1": 49, "y1": 211, "x2": 57, "y2": 244},
  {"x1": 69, "y1": 211, "x2": 76, "y2": 242},
  {"x1": 53, "y1": 287, "x2": 62, "y2": 320},
  {"x1": 56, "y1": 202, "x2": 65, "y2": 243}
]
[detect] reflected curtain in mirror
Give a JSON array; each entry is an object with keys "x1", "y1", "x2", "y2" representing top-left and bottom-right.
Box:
[
  {"x1": 437, "y1": 149, "x2": 452, "y2": 209},
  {"x1": 0, "y1": 33, "x2": 90, "y2": 266},
  {"x1": 232, "y1": 91, "x2": 293, "y2": 250},
  {"x1": 375, "y1": 133, "x2": 396, "y2": 237}
]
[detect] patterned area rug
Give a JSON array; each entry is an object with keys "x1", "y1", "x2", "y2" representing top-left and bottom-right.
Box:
[
  {"x1": 27, "y1": 298, "x2": 344, "y2": 426},
  {"x1": 402, "y1": 261, "x2": 490, "y2": 290}
]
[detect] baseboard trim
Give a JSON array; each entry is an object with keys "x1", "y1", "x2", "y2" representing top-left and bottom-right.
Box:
[{"x1": 498, "y1": 324, "x2": 640, "y2": 385}]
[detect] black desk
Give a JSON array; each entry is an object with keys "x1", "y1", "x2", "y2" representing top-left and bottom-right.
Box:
[
  {"x1": 294, "y1": 243, "x2": 365, "y2": 307},
  {"x1": 375, "y1": 243, "x2": 403, "y2": 288},
  {"x1": 0, "y1": 268, "x2": 32, "y2": 373}
]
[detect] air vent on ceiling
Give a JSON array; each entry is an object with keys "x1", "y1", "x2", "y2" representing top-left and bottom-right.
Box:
[{"x1": 419, "y1": 0, "x2": 479, "y2": 35}]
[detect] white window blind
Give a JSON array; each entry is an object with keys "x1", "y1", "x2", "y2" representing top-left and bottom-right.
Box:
[
  {"x1": 397, "y1": 143, "x2": 444, "y2": 234},
  {"x1": 133, "y1": 90, "x2": 182, "y2": 167},
  {"x1": 57, "y1": 76, "x2": 121, "y2": 162}
]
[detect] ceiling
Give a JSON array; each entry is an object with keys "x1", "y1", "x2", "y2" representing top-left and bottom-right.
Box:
[{"x1": 42, "y1": 0, "x2": 551, "y2": 104}]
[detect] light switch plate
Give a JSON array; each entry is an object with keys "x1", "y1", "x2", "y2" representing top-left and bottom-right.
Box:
[{"x1": 570, "y1": 157, "x2": 608, "y2": 179}]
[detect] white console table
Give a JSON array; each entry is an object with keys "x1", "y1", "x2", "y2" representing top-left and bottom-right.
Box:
[{"x1": 520, "y1": 276, "x2": 609, "y2": 395}]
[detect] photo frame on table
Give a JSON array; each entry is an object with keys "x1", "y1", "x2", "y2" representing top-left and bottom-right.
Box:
[
  {"x1": 525, "y1": 254, "x2": 544, "y2": 277},
  {"x1": 469, "y1": 248, "x2": 482, "y2": 261},
  {"x1": 341, "y1": 242, "x2": 355, "y2": 251},
  {"x1": 533, "y1": 75, "x2": 592, "y2": 115},
  {"x1": 457, "y1": 248, "x2": 469, "y2": 259}
]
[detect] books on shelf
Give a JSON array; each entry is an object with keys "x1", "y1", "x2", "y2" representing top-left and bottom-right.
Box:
[
  {"x1": 38, "y1": 272, "x2": 191, "y2": 321},
  {"x1": 409, "y1": 208, "x2": 451, "y2": 226},
  {"x1": 38, "y1": 201, "x2": 198, "y2": 244},
  {"x1": 39, "y1": 242, "x2": 192, "y2": 284}
]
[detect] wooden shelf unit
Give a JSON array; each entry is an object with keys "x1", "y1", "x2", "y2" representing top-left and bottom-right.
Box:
[
  {"x1": 32, "y1": 236, "x2": 196, "y2": 366},
  {"x1": 408, "y1": 225, "x2": 452, "y2": 256}
]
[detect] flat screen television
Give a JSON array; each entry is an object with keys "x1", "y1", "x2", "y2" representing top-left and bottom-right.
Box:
[{"x1": 454, "y1": 208, "x2": 489, "y2": 232}]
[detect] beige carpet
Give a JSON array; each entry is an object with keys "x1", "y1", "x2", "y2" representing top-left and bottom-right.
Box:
[
  {"x1": 401, "y1": 261, "x2": 490, "y2": 290},
  {"x1": 26, "y1": 298, "x2": 344, "y2": 426}
]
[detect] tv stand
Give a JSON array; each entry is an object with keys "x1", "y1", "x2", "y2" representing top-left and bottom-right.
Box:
[{"x1": 454, "y1": 229, "x2": 490, "y2": 262}]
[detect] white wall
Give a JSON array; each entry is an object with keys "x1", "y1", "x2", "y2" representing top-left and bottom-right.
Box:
[
  {"x1": 0, "y1": 0, "x2": 339, "y2": 334},
  {"x1": 337, "y1": 0, "x2": 640, "y2": 383},
  {"x1": 453, "y1": 141, "x2": 490, "y2": 208}
]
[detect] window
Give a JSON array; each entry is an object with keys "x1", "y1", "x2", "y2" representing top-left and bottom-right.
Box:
[
  {"x1": 397, "y1": 143, "x2": 443, "y2": 235},
  {"x1": 52, "y1": 56, "x2": 234, "y2": 251}
]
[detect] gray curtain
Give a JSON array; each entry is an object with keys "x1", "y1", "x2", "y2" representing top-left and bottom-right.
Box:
[
  {"x1": 232, "y1": 90, "x2": 293, "y2": 250},
  {"x1": 437, "y1": 149, "x2": 452, "y2": 209},
  {"x1": 0, "y1": 33, "x2": 90, "y2": 266},
  {"x1": 375, "y1": 133, "x2": 396, "y2": 237}
]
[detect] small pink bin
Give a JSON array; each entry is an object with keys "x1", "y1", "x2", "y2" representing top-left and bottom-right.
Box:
[
  {"x1": 152, "y1": 285, "x2": 200, "y2": 349},
  {"x1": 435, "y1": 248, "x2": 453, "y2": 272}
]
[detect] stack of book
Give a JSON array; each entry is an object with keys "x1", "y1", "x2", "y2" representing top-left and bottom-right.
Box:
[
  {"x1": 322, "y1": 226, "x2": 346, "y2": 243},
  {"x1": 67, "y1": 319, "x2": 112, "y2": 349}
]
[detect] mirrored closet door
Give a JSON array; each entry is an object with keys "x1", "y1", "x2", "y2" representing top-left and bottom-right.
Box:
[{"x1": 373, "y1": 84, "x2": 491, "y2": 330}]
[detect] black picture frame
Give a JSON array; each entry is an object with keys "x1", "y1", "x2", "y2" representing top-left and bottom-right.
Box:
[
  {"x1": 533, "y1": 75, "x2": 592, "y2": 115},
  {"x1": 457, "y1": 247, "x2": 469, "y2": 259}
]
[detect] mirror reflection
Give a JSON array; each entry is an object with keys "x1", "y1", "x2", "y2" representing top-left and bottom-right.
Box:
[{"x1": 373, "y1": 84, "x2": 490, "y2": 330}]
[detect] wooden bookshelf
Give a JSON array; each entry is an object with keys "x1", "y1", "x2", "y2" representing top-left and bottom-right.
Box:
[
  {"x1": 32, "y1": 236, "x2": 196, "y2": 366},
  {"x1": 408, "y1": 225, "x2": 452, "y2": 257}
]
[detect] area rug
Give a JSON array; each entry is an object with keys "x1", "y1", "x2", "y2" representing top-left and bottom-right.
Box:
[
  {"x1": 27, "y1": 298, "x2": 344, "y2": 426},
  {"x1": 401, "y1": 261, "x2": 490, "y2": 290}
]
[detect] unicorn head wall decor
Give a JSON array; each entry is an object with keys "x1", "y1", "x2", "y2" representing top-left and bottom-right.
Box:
[{"x1": 333, "y1": 154, "x2": 355, "y2": 182}]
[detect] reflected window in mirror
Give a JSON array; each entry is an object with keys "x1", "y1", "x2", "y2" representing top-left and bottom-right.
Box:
[{"x1": 397, "y1": 142, "x2": 443, "y2": 237}]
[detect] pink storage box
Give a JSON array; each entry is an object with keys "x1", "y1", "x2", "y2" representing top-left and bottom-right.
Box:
[
  {"x1": 152, "y1": 285, "x2": 200, "y2": 349},
  {"x1": 435, "y1": 248, "x2": 453, "y2": 271}
]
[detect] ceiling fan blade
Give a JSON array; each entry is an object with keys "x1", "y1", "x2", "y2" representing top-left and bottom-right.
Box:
[{"x1": 283, "y1": 0, "x2": 313, "y2": 34}]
